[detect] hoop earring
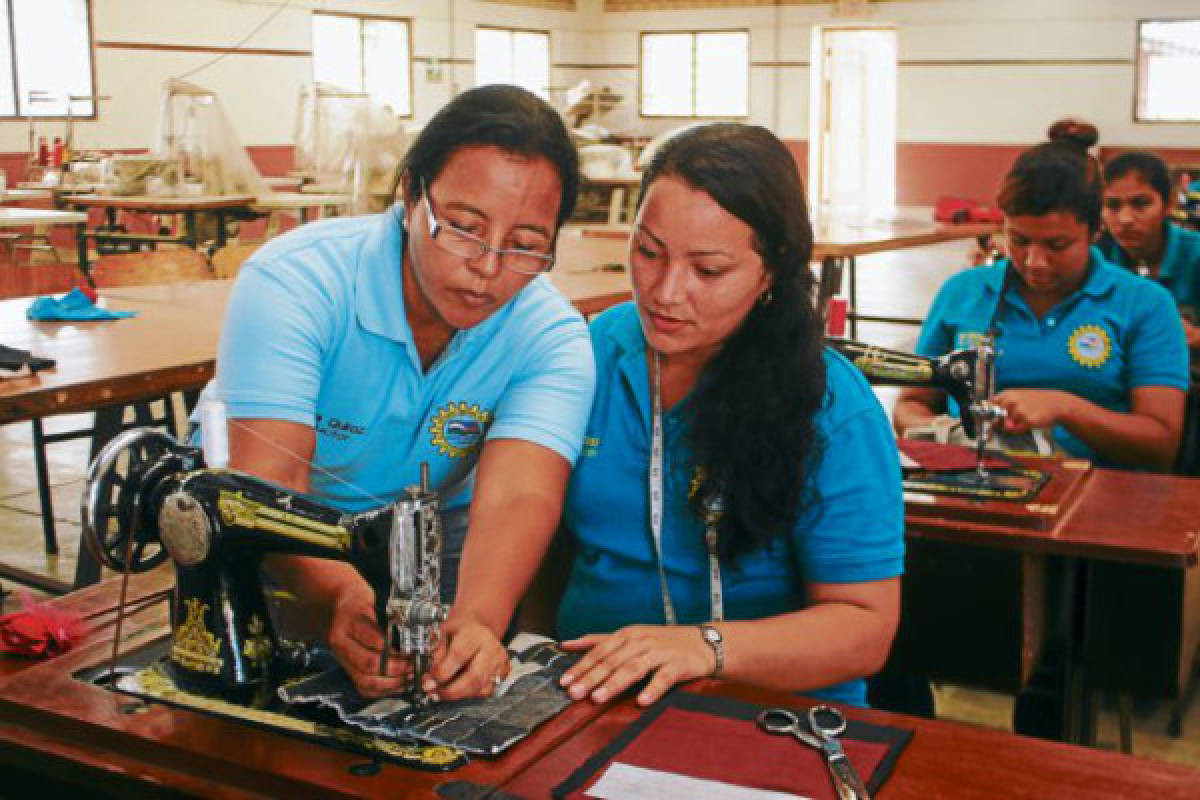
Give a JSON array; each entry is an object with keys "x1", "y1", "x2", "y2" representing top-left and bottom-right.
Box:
[{"x1": 759, "y1": 288, "x2": 774, "y2": 307}]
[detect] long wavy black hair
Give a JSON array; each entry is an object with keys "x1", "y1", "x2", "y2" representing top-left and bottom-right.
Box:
[{"x1": 636, "y1": 124, "x2": 826, "y2": 558}]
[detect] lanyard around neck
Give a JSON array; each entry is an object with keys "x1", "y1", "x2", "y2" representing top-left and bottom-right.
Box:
[{"x1": 648, "y1": 350, "x2": 724, "y2": 625}]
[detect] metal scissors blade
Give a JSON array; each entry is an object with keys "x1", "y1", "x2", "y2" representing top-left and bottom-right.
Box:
[{"x1": 806, "y1": 705, "x2": 873, "y2": 800}]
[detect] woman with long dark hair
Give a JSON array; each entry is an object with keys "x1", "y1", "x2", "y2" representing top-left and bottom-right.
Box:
[{"x1": 554, "y1": 124, "x2": 904, "y2": 708}]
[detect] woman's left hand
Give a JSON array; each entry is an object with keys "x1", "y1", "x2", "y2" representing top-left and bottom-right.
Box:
[
  {"x1": 559, "y1": 625, "x2": 716, "y2": 707},
  {"x1": 993, "y1": 389, "x2": 1076, "y2": 433}
]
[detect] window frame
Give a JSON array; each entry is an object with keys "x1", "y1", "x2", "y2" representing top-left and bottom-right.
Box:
[
  {"x1": 474, "y1": 24, "x2": 552, "y2": 98},
  {"x1": 1133, "y1": 17, "x2": 1200, "y2": 124},
  {"x1": 2, "y1": 0, "x2": 97, "y2": 120},
  {"x1": 638, "y1": 28, "x2": 750, "y2": 120},
  {"x1": 311, "y1": 9, "x2": 414, "y2": 119}
]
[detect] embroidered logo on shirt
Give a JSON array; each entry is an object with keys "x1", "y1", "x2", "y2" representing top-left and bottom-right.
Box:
[
  {"x1": 582, "y1": 436, "x2": 601, "y2": 457},
  {"x1": 955, "y1": 331, "x2": 987, "y2": 351},
  {"x1": 1067, "y1": 324, "x2": 1111, "y2": 368},
  {"x1": 429, "y1": 402, "x2": 493, "y2": 457},
  {"x1": 314, "y1": 414, "x2": 366, "y2": 442}
]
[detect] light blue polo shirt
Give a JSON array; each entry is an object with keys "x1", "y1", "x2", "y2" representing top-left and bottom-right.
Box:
[
  {"x1": 209, "y1": 206, "x2": 595, "y2": 511},
  {"x1": 557, "y1": 303, "x2": 904, "y2": 708},
  {"x1": 916, "y1": 249, "x2": 1188, "y2": 466},
  {"x1": 1098, "y1": 223, "x2": 1200, "y2": 317}
]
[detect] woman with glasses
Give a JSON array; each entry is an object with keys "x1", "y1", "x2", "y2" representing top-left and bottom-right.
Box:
[
  {"x1": 545, "y1": 124, "x2": 904, "y2": 708},
  {"x1": 204, "y1": 85, "x2": 595, "y2": 701}
]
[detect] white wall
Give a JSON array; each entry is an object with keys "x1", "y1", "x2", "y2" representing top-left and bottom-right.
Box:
[
  {"x1": 0, "y1": 0, "x2": 601, "y2": 153},
  {"x1": 591, "y1": 0, "x2": 1200, "y2": 146},
  {"x1": 0, "y1": 0, "x2": 1195, "y2": 154}
]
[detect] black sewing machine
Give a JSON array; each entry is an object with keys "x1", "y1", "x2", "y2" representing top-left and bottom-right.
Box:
[
  {"x1": 80, "y1": 429, "x2": 448, "y2": 708},
  {"x1": 830, "y1": 335, "x2": 1046, "y2": 500}
]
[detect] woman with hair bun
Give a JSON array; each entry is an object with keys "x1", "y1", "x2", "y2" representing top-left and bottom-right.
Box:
[{"x1": 895, "y1": 120, "x2": 1188, "y2": 470}]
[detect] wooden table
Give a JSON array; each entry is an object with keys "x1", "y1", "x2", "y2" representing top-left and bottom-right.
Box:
[
  {"x1": 810, "y1": 208, "x2": 1000, "y2": 337},
  {"x1": 67, "y1": 194, "x2": 256, "y2": 279},
  {"x1": 580, "y1": 174, "x2": 642, "y2": 225},
  {"x1": 3, "y1": 573, "x2": 1197, "y2": 799},
  {"x1": 249, "y1": 191, "x2": 351, "y2": 224},
  {"x1": 0, "y1": 208, "x2": 88, "y2": 266},
  {"x1": 0, "y1": 235, "x2": 630, "y2": 591},
  {"x1": 897, "y1": 463, "x2": 1200, "y2": 748}
]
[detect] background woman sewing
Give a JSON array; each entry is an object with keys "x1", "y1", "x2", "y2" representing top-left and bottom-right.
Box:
[
  {"x1": 894, "y1": 121, "x2": 1189, "y2": 471},
  {"x1": 544, "y1": 123, "x2": 904, "y2": 709},
  {"x1": 1098, "y1": 149, "x2": 1200, "y2": 352}
]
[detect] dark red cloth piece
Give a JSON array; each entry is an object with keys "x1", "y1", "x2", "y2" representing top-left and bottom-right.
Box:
[
  {"x1": 898, "y1": 438, "x2": 1009, "y2": 472},
  {"x1": 567, "y1": 707, "x2": 890, "y2": 800}
]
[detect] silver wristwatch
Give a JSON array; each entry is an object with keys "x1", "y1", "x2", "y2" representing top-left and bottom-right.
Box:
[{"x1": 698, "y1": 624, "x2": 724, "y2": 677}]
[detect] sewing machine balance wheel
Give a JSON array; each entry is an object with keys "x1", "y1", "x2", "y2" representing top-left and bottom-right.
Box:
[{"x1": 81, "y1": 427, "x2": 176, "y2": 573}]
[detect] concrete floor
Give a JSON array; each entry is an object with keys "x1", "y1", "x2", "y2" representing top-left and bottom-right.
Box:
[{"x1": 2, "y1": 235, "x2": 1198, "y2": 767}]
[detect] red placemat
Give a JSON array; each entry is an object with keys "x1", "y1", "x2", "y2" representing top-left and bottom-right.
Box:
[
  {"x1": 554, "y1": 692, "x2": 912, "y2": 799},
  {"x1": 898, "y1": 438, "x2": 1009, "y2": 472}
]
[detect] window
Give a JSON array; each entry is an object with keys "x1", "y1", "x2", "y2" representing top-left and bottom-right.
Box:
[
  {"x1": 475, "y1": 27, "x2": 550, "y2": 99},
  {"x1": 1135, "y1": 19, "x2": 1200, "y2": 122},
  {"x1": 640, "y1": 31, "x2": 748, "y2": 118},
  {"x1": 312, "y1": 12, "x2": 412, "y2": 117},
  {"x1": 0, "y1": 0, "x2": 95, "y2": 118}
]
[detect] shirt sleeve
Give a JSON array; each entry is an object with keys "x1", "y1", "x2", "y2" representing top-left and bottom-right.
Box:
[
  {"x1": 794, "y1": 385, "x2": 906, "y2": 584},
  {"x1": 215, "y1": 262, "x2": 335, "y2": 425},
  {"x1": 1126, "y1": 282, "x2": 1190, "y2": 391},
  {"x1": 488, "y1": 312, "x2": 596, "y2": 465}
]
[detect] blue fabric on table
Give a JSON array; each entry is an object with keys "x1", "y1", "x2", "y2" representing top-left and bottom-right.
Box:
[{"x1": 26, "y1": 288, "x2": 137, "y2": 321}]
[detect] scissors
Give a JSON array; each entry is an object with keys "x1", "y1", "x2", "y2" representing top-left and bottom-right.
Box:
[{"x1": 757, "y1": 705, "x2": 872, "y2": 800}]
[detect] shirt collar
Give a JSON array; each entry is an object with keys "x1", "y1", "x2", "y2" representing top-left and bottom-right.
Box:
[
  {"x1": 355, "y1": 204, "x2": 415, "y2": 345},
  {"x1": 606, "y1": 305, "x2": 654, "y2": 420},
  {"x1": 1159, "y1": 222, "x2": 1183, "y2": 280},
  {"x1": 985, "y1": 247, "x2": 1115, "y2": 302}
]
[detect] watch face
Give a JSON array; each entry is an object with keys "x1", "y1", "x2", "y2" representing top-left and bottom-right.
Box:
[{"x1": 703, "y1": 626, "x2": 721, "y2": 643}]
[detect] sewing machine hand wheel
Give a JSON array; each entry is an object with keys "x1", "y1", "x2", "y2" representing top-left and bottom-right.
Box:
[{"x1": 81, "y1": 427, "x2": 176, "y2": 573}]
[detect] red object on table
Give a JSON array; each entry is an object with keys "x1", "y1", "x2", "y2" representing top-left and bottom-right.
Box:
[
  {"x1": 826, "y1": 296, "x2": 848, "y2": 337},
  {"x1": 0, "y1": 591, "x2": 88, "y2": 658},
  {"x1": 934, "y1": 195, "x2": 1004, "y2": 224}
]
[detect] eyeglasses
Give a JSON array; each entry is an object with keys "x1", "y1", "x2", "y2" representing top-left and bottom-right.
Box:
[{"x1": 421, "y1": 181, "x2": 556, "y2": 275}]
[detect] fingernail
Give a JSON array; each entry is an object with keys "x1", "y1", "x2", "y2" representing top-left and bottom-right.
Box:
[
  {"x1": 591, "y1": 688, "x2": 607, "y2": 703},
  {"x1": 423, "y1": 678, "x2": 437, "y2": 691},
  {"x1": 560, "y1": 673, "x2": 573, "y2": 686},
  {"x1": 428, "y1": 692, "x2": 441, "y2": 703},
  {"x1": 637, "y1": 692, "x2": 651, "y2": 706},
  {"x1": 569, "y1": 685, "x2": 586, "y2": 700}
]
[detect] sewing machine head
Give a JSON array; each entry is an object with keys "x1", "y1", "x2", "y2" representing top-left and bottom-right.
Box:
[
  {"x1": 80, "y1": 429, "x2": 447, "y2": 707},
  {"x1": 830, "y1": 334, "x2": 1005, "y2": 443}
]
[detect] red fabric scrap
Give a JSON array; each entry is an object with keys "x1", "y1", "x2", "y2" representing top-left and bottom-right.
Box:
[{"x1": 0, "y1": 591, "x2": 88, "y2": 658}]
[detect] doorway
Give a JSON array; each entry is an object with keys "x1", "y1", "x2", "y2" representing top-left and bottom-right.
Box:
[{"x1": 809, "y1": 27, "x2": 897, "y2": 219}]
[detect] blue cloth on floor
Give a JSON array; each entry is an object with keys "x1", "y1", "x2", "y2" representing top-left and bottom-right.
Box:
[{"x1": 26, "y1": 288, "x2": 137, "y2": 321}]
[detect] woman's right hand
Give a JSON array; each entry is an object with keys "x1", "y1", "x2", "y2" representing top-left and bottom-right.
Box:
[{"x1": 327, "y1": 583, "x2": 413, "y2": 698}]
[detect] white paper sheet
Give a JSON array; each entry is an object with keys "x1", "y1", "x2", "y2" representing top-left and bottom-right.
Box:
[{"x1": 585, "y1": 762, "x2": 811, "y2": 800}]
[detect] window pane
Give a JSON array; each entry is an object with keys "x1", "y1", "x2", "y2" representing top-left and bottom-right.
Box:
[
  {"x1": 476, "y1": 28, "x2": 514, "y2": 88},
  {"x1": 695, "y1": 32, "x2": 747, "y2": 117},
  {"x1": 13, "y1": 0, "x2": 93, "y2": 116},
  {"x1": 1137, "y1": 20, "x2": 1200, "y2": 122},
  {"x1": 512, "y1": 31, "x2": 549, "y2": 99},
  {"x1": 362, "y1": 19, "x2": 410, "y2": 116},
  {"x1": 642, "y1": 33, "x2": 693, "y2": 116},
  {"x1": 312, "y1": 14, "x2": 363, "y2": 93}
]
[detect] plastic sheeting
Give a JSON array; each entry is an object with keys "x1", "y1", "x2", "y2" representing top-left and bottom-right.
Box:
[
  {"x1": 293, "y1": 83, "x2": 409, "y2": 215},
  {"x1": 151, "y1": 79, "x2": 267, "y2": 198}
]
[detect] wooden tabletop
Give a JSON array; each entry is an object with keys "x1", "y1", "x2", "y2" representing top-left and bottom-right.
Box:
[
  {"x1": 907, "y1": 466, "x2": 1200, "y2": 569},
  {"x1": 249, "y1": 192, "x2": 351, "y2": 212},
  {"x1": 502, "y1": 681, "x2": 1200, "y2": 799},
  {"x1": 0, "y1": 234, "x2": 631, "y2": 424},
  {"x1": 5, "y1": 576, "x2": 1196, "y2": 798},
  {"x1": 0, "y1": 208, "x2": 87, "y2": 227},
  {"x1": 67, "y1": 193, "x2": 256, "y2": 212},
  {"x1": 0, "y1": 188, "x2": 52, "y2": 202}
]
